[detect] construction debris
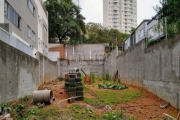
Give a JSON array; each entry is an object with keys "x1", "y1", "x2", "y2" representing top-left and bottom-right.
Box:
[
  {"x1": 177, "y1": 111, "x2": 180, "y2": 120},
  {"x1": 163, "y1": 113, "x2": 175, "y2": 120},
  {"x1": 33, "y1": 90, "x2": 53, "y2": 104},
  {"x1": 104, "y1": 105, "x2": 112, "y2": 111},
  {"x1": 65, "y1": 69, "x2": 84, "y2": 103},
  {"x1": 36, "y1": 102, "x2": 45, "y2": 108},
  {"x1": 160, "y1": 102, "x2": 170, "y2": 108}
]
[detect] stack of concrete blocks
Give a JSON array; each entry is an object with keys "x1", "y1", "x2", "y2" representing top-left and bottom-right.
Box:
[{"x1": 65, "y1": 71, "x2": 83, "y2": 103}]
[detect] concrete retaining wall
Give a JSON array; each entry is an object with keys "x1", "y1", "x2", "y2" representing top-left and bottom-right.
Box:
[
  {"x1": 104, "y1": 48, "x2": 118, "y2": 78},
  {"x1": 66, "y1": 44, "x2": 105, "y2": 60},
  {"x1": 116, "y1": 35, "x2": 180, "y2": 109},
  {"x1": 0, "y1": 40, "x2": 58, "y2": 103},
  {"x1": 60, "y1": 44, "x2": 106, "y2": 76},
  {"x1": 60, "y1": 60, "x2": 104, "y2": 76}
]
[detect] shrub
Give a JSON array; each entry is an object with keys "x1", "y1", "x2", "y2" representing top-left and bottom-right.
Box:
[
  {"x1": 90, "y1": 72, "x2": 95, "y2": 84},
  {"x1": 105, "y1": 70, "x2": 110, "y2": 81}
]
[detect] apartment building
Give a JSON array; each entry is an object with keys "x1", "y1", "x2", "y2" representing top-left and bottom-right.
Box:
[
  {"x1": 0, "y1": 0, "x2": 48, "y2": 57},
  {"x1": 103, "y1": 0, "x2": 137, "y2": 34}
]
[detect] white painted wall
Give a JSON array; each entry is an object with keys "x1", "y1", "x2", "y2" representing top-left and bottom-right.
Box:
[
  {"x1": 135, "y1": 21, "x2": 149, "y2": 43},
  {"x1": 34, "y1": 0, "x2": 48, "y2": 56},
  {"x1": 48, "y1": 52, "x2": 59, "y2": 61},
  {"x1": 125, "y1": 37, "x2": 130, "y2": 50},
  {"x1": 147, "y1": 19, "x2": 164, "y2": 40},
  {"x1": 0, "y1": 0, "x2": 4, "y2": 23}
]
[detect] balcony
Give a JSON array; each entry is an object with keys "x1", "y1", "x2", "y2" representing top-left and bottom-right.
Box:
[
  {"x1": 0, "y1": 26, "x2": 33, "y2": 57},
  {"x1": 113, "y1": 6, "x2": 119, "y2": 10}
]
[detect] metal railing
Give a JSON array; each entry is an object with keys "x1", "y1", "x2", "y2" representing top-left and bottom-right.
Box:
[
  {"x1": 0, "y1": 27, "x2": 33, "y2": 57},
  {"x1": 0, "y1": 27, "x2": 10, "y2": 44}
]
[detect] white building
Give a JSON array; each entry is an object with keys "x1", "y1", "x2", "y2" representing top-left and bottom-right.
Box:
[
  {"x1": 34, "y1": 0, "x2": 49, "y2": 56},
  {"x1": 103, "y1": 0, "x2": 137, "y2": 34},
  {"x1": 124, "y1": 20, "x2": 150, "y2": 50},
  {"x1": 0, "y1": 0, "x2": 49, "y2": 58},
  {"x1": 147, "y1": 15, "x2": 165, "y2": 41},
  {"x1": 124, "y1": 16, "x2": 165, "y2": 50}
]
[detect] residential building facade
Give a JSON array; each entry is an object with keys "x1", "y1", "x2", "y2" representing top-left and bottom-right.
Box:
[
  {"x1": 0, "y1": 0, "x2": 48, "y2": 57},
  {"x1": 34, "y1": 0, "x2": 49, "y2": 56},
  {"x1": 147, "y1": 15, "x2": 165, "y2": 41},
  {"x1": 124, "y1": 16, "x2": 165, "y2": 50},
  {"x1": 103, "y1": 0, "x2": 137, "y2": 33}
]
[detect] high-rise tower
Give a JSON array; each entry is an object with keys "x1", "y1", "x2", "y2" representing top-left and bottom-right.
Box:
[{"x1": 103, "y1": 0, "x2": 137, "y2": 33}]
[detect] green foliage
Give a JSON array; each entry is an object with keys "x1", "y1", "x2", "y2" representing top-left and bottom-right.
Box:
[
  {"x1": 90, "y1": 72, "x2": 95, "y2": 84},
  {"x1": 103, "y1": 110, "x2": 123, "y2": 120},
  {"x1": 147, "y1": 35, "x2": 164, "y2": 47},
  {"x1": 98, "y1": 83, "x2": 128, "y2": 90},
  {"x1": 84, "y1": 86, "x2": 142, "y2": 107},
  {"x1": 154, "y1": 0, "x2": 180, "y2": 38},
  {"x1": 63, "y1": 104, "x2": 101, "y2": 119},
  {"x1": 81, "y1": 75, "x2": 85, "y2": 82},
  {"x1": 104, "y1": 70, "x2": 111, "y2": 81},
  {"x1": 85, "y1": 22, "x2": 129, "y2": 45},
  {"x1": 96, "y1": 76, "x2": 104, "y2": 81},
  {"x1": 45, "y1": 0, "x2": 86, "y2": 43},
  {"x1": 129, "y1": 27, "x2": 136, "y2": 33}
]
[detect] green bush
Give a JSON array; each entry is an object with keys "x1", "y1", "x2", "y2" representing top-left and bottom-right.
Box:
[
  {"x1": 105, "y1": 70, "x2": 110, "y2": 81},
  {"x1": 90, "y1": 72, "x2": 95, "y2": 84}
]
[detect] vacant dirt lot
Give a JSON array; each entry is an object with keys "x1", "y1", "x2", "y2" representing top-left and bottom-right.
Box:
[{"x1": 38, "y1": 80, "x2": 178, "y2": 120}]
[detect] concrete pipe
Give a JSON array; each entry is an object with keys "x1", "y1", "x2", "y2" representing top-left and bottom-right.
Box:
[{"x1": 33, "y1": 90, "x2": 53, "y2": 104}]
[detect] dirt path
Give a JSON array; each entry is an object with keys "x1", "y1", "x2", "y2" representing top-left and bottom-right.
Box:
[{"x1": 38, "y1": 81, "x2": 179, "y2": 120}]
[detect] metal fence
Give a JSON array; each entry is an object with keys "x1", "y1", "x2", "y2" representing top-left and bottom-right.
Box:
[{"x1": 0, "y1": 27, "x2": 33, "y2": 57}]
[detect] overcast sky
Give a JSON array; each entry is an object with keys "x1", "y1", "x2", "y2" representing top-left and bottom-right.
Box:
[{"x1": 80, "y1": 0, "x2": 161, "y2": 26}]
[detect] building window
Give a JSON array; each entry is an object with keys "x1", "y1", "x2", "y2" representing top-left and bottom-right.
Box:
[
  {"x1": 149, "y1": 27, "x2": 154, "y2": 37},
  {"x1": 43, "y1": 25, "x2": 47, "y2": 34},
  {"x1": 32, "y1": 31, "x2": 36, "y2": 41},
  {"x1": 27, "y1": 0, "x2": 35, "y2": 15},
  {"x1": 27, "y1": 26, "x2": 31, "y2": 38},
  {"x1": 4, "y1": 1, "x2": 8, "y2": 16},
  {"x1": 140, "y1": 28, "x2": 144, "y2": 38},
  {"x1": 27, "y1": 26, "x2": 36, "y2": 41},
  {"x1": 4, "y1": 1, "x2": 21, "y2": 28}
]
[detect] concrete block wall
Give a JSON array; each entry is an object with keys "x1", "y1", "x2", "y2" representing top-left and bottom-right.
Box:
[
  {"x1": 116, "y1": 35, "x2": 180, "y2": 109},
  {"x1": 0, "y1": 40, "x2": 58, "y2": 103},
  {"x1": 60, "y1": 60, "x2": 104, "y2": 76},
  {"x1": 66, "y1": 44, "x2": 105, "y2": 60},
  {"x1": 59, "y1": 44, "x2": 106, "y2": 77}
]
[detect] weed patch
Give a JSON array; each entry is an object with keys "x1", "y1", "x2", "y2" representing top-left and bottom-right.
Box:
[{"x1": 84, "y1": 86, "x2": 142, "y2": 108}]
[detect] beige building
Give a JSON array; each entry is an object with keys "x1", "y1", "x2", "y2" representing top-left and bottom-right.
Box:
[{"x1": 103, "y1": 0, "x2": 137, "y2": 33}]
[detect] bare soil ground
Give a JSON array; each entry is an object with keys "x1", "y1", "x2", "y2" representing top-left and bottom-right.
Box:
[{"x1": 38, "y1": 80, "x2": 179, "y2": 120}]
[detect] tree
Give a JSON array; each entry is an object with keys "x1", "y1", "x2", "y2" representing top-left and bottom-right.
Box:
[
  {"x1": 154, "y1": 0, "x2": 180, "y2": 37},
  {"x1": 129, "y1": 27, "x2": 136, "y2": 33},
  {"x1": 45, "y1": 0, "x2": 86, "y2": 43},
  {"x1": 85, "y1": 22, "x2": 129, "y2": 46}
]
